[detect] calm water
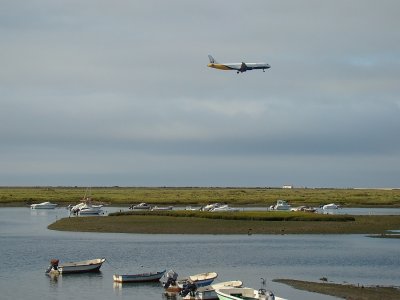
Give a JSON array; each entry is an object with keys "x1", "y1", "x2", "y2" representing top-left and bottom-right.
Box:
[{"x1": 0, "y1": 208, "x2": 399, "y2": 300}]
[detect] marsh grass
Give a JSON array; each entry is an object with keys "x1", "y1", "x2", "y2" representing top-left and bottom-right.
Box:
[
  {"x1": 48, "y1": 214, "x2": 400, "y2": 234},
  {"x1": 109, "y1": 210, "x2": 355, "y2": 222},
  {"x1": 1, "y1": 187, "x2": 400, "y2": 207}
]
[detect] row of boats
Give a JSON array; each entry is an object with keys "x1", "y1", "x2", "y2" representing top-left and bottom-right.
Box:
[
  {"x1": 45, "y1": 258, "x2": 286, "y2": 300},
  {"x1": 269, "y1": 200, "x2": 340, "y2": 212},
  {"x1": 31, "y1": 199, "x2": 340, "y2": 215}
]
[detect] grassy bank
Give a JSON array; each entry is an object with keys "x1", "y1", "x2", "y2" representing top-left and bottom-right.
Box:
[
  {"x1": 47, "y1": 213, "x2": 400, "y2": 234},
  {"x1": 1, "y1": 186, "x2": 400, "y2": 207},
  {"x1": 274, "y1": 279, "x2": 400, "y2": 300}
]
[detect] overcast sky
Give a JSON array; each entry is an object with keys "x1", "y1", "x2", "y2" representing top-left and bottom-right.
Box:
[{"x1": 1, "y1": 0, "x2": 399, "y2": 187}]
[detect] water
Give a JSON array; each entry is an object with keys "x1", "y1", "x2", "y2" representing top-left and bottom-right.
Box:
[{"x1": 1, "y1": 208, "x2": 399, "y2": 300}]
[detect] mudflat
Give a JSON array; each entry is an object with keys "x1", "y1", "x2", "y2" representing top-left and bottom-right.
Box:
[{"x1": 274, "y1": 279, "x2": 400, "y2": 300}]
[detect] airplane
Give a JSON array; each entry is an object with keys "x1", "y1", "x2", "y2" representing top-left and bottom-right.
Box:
[{"x1": 207, "y1": 55, "x2": 270, "y2": 74}]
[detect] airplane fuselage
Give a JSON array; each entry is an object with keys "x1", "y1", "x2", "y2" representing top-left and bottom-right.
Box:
[{"x1": 207, "y1": 56, "x2": 270, "y2": 73}]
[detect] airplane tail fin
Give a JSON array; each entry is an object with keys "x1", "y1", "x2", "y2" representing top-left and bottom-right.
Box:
[{"x1": 208, "y1": 55, "x2": 217, "y2": 64}]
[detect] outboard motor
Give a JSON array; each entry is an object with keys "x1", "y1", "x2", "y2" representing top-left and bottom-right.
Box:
[
  {"x1": 179, "y1": 281, "x2": 197, "y2": 297},
  {"x1": 163, "y1": 270, "x2": 178, "y2": 289},
  {"x1": 258, "y1": 289, "x2": 275, "y2": 300},
  {"x1": 45, "y1": 259, "x2": 59, "y2": 274}
]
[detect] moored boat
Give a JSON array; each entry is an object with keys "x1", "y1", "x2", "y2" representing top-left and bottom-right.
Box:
[
  {"x1": 271, "y1": 200, "x2": 291, "y2": 211},
  {"x1": 163, "y1": 270, "x2": 218, "y2": 293},
  {"x1": 182, "y1": 280, "x2": 243, "y2": 300},
  {"x1": 209, "y1": 205, "x2": 240, "y2": 212},
  {"x1": 216, "y1": 287, "x2": 287, "y2": 300},
  {"x1": 322, "y1": 203, "x2": 340, "y2": 210},
  {"x1": 130, "y1": 202, "x2": 152, "y2": 210},
  {"x1": 151, "y1": 206, "x2": 173, "y2": 211},
  {"x1": 113, "y1": 270, "x2": 166, "y2": 283},
  {"x1": 70, "y1": 187, "x2": 104, "y2": 215},
  {"x1": 30, "y1": 201, "x2": 58, "y2": 209},
  {"x1": 45, "y1": 258, "x2": 106, "y2": 275}
]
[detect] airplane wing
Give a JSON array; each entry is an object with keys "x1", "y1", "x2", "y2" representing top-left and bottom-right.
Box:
[{"x1": 240, "y1": 62, "x2": 247, "y2": 72}]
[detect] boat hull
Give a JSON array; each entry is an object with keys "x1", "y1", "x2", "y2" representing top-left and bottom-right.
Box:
[
  {"x1": 216, "y1": 287, "x2": 287, "y2": 300},
  {"x1": 113, "y1": 270, "x2": 166, "y2": 283},
  {"x1": 58, "y1": 258, "x2": 105, "y2": 274},
  {"x1": 31, "y1": 202, "x2": 58, "y2": 209},
  {"x1": 183, "y1": 281, "x2": 243, "y2": 300}
]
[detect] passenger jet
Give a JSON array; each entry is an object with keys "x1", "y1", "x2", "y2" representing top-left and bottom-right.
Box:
[{"x1": 207, "y1": 55, "x2": 270, "y2": 74}]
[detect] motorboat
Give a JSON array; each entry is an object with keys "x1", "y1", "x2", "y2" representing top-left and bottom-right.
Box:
[
  {"x1": 185, "y1": 206, "x2": 200, "y2": 211},
  {"x1": 216, "y1": 287, "x2": 287, "y2": 300},
  {"x1": 163, "y1": 270, "x2": 218, "y2": 293},
  {"x1": 291, "y1": 205, "x2": 316, "y2": 213},
  {"x1": 113, "y1": 270, "x2": 166, "y2": 283},
  {"x1": 70, "y1": 202, "x2": 103, "y2": 215},
  {"x1": 271, "y1": 200, "x2": 291, "y2": 211},
  {"x1": 209, "y1": 205, "x2": 240, "y2": 212},
  {"x1": 322, "y1": 203, "x2": 340, "y2": 210},
  {"x1": 78, "y1": 204, "x2": 103, "y2": 215},
  {"x1": 30, "y1": 201, "x2": 58, "y2": 209},
  {"x1": 151, "y1": 206, "x2": 173, "y2": 211},
  {"x1": 182, "y1": 280, "x2": 243, "y2": 300},
  {"x1": 201, "y1": 203, "x2": 225, "y2": 211},
  {"x1": 130, "y1": 202, "x2": 152, "y2": 210},
  {"x1": 45, "y1": 258, "x2": 106, "y2": 275},
  {"x1": 69, "y1": 188, "x2": 103, "y2": 215}
]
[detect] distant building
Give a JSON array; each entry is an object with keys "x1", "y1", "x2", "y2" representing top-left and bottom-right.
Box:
[{"x1": 282, "y1": 185, "x2": 293, "y2": 189}]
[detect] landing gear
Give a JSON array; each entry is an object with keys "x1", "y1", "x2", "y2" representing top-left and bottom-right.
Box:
[{"x1": 237, "y1": 71, "x2": 240, "y2": 74}]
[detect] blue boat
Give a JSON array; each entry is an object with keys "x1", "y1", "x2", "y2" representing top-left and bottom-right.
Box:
[{"x1": 113, "y1": 270, "x2": 166, "y2": 283}]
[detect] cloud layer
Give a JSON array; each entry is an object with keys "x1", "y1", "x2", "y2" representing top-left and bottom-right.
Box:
[{"x1": 1, "y1": 1, "x2": 400, "y2": 187}]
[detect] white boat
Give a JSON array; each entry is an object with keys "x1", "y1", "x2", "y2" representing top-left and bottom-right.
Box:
[
  {"x1": 178, "y1": 272, "x2": 218, "y2": 289},
  {"x1": 46, "y1": 258, "x2": 106, "y2": 274},
  {"x1": 322, "y1": 203, "x2": 340, "y2": 210},
  {"x1": 216, "y1": 287, "x2": 287, "y2": 300},
  {"x1": 209, "y1": 205, "x2": 240, "y2": 212},
  {"x1": 201, "y1": 203, "x2": 225, "y2": 211},
  {"x1": 151, "y1": 206, "x2": 173, "y2": 211},
  {"x1": 78, "y1": 204, "x2": 104, "y2": 215},
  {"x1": 163, "y1": 271, "x2": 218, "y2": 293},
  {"x1": 271, "y1": 200, "x2": 291, "y2": 211},
  {"x1": 30, "y1": 201, "x2": 58, "y2": 209},
  {"x1": 182, "y1": 281, "x2": 243, "y2": 300},
  {"x1": 113, "y1": 270, "x2": 166, "y2": 283},
  {"x1": 70, "y1": 188, "x2": 103, "y2": 215},
  {"x1": 185, "y1": 206, "x2": 200, "y2": 211},
  {"x1": 130, "y1": 202, "x2": 152, "y2": 210}
]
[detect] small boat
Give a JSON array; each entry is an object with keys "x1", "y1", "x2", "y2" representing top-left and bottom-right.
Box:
[
  {"x1": 30, "y1": 201, "x2": 58, "y2": 209},
  {"x1": 216, "y1": 287, "x2": 287, "y2": 300},
  {"x1": 201, "y1": 203, "x2": 225, "y2": 211},
  {"x1": 163, "y1": 270, "x2": 218, "y2": 293},
  {"x1": 185, "y1": 206, "x2": 199, "y2": 211},
  {"x1": 181, "y1": 272, "x2": 218, "y2": 288},
  {"x1": 113, "y1": 270, "x2": 166, "y2": 283},
  {"x1": 70, "y1": 188, "x2": 103, "y2": 215},
  {"x1": 291, "y1": 205, "x2": 316, "y2": 213},
  {"x1": 271, "y1": 200, "x2": 291, "y2": 211},
  {"x1": 78, "y1": 205, "x2": 103, "y2": 215},
  {"x1": 182, "y1": 280, "x2": 243, "y2": 300},
  {"x1": 151, "y1": 206, "x2": 173, "y2": 211},
  {"x1": 45, "y1": 258, "x2": 106, "y2": 274},
  {"x1": 130, "y1": 202, "x2": 152, "y2": 210},
  {"x1": 209, "y1": 205, "x2": 240, "y2": 212},
  {"x1": 322, "y1": 203, "x2": 340, "y2": 210}
]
